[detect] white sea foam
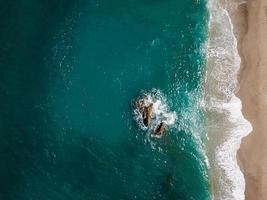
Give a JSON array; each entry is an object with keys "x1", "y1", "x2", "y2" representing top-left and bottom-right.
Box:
[
  {"x1": 133, "y1": 89, "x2": 177, "y2": 135},
  {"x1": 206, "y1": 0, "x2": 252, "y2": 199}
]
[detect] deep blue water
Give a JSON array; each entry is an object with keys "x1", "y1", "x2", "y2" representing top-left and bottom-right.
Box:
[{"x1": 0, "y1": 0, "x2": 210, "y2": 199}]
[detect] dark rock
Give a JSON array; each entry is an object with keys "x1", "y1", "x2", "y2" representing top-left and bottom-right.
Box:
[
  {"x1": 135, "y1": 100, "x2": 145, "y2": 113},
  {"x1": 143, "y1": 103, "x2": 153, "y2": 127},
  {"x1": 154, "y1": 122, "x2": 166, "y2": 137}
]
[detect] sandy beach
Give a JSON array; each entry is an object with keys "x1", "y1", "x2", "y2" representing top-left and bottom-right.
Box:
[{"x1": 232, "y1": 0, "x2": 267, "y2": 199}]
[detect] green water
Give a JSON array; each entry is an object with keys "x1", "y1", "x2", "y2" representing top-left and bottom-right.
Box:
[{"x1": 0, "y1": 0, "x2": 210, "y2": 199}]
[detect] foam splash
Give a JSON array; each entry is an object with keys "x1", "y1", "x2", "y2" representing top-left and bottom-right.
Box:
[
  {"x1": 215, "y1": 96, "x2": 252, "y2": 200},
  {"x1": 205, "y1": 0, "x2": 252, "y2": 199},
  {"x1": 133, "y1": 89, "x2": 177, "y2": 136}
]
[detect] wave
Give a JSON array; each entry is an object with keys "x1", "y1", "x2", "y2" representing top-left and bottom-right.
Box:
[{"x1": 205, "y1": 0, "x2": 252, "y2": 199}]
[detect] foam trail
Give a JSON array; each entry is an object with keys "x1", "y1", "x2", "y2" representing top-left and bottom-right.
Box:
[{"x1": 205, "y1": 0, "x2": 252, "y2": 199}]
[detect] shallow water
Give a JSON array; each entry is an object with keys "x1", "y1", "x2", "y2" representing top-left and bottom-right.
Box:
[
  {"x1": 205, "y1": 1, "x2": 252, "y2": 199},
  {"x1": 0, "y1": 1, "x2": 210, "y2": 199}
]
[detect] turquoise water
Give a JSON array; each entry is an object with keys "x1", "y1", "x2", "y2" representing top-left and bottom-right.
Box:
[{"x1": 0, "y1": 0, "x2": 210, "y2": 199}]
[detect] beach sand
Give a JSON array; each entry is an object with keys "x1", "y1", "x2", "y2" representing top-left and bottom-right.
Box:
[{"x1": 231, "y1": 0, "x2": 267, "y2": 199}]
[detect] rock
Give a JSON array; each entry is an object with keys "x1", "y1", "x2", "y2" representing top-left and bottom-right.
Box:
[
  {"x1": 135, "y1": 99, "x2": 153, "y2": 127},
  {"x1": 154, "y1": 122, "x2": 166, "y2": 137},
  {"x1": 135, "y1": 100, "x2": 145, "y2": 113},
  {"x1": 143, "y1": 103, "x2": 153, "y2": 127},
  {"x1": 134, "y1": 92, "x2": 174, "y2": 138}
]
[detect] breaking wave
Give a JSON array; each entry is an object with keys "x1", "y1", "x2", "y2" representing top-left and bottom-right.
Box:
[{"x1": 205, "y1": 0, "x2": 252, "y2": 199}]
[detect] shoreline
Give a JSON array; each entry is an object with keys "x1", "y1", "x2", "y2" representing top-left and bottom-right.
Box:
[
  {"x1": 205, "y1": 1, "x2": 252, "y2": 199},
  {"x1": 229, "y1": 0, "x2": 267, "y2": 199}
]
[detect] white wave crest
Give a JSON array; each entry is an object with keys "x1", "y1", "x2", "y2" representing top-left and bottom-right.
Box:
[{"x1": 206, "y1": 0, "x2": 252, "y2": 199}]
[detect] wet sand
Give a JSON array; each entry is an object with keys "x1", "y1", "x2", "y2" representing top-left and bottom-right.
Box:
[{"x1": 232, "y1": 0, "x2": 267, "y2": 199}]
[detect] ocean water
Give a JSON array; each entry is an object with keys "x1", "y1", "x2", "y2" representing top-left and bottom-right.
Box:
[{"x1": 0, "y1": 0, "x2": 211, "y2": 200}]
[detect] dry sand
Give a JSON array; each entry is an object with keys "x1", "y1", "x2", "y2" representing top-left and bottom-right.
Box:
[{"x1": 233, "y1": 0, "x2": 267, "y2": 199}]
